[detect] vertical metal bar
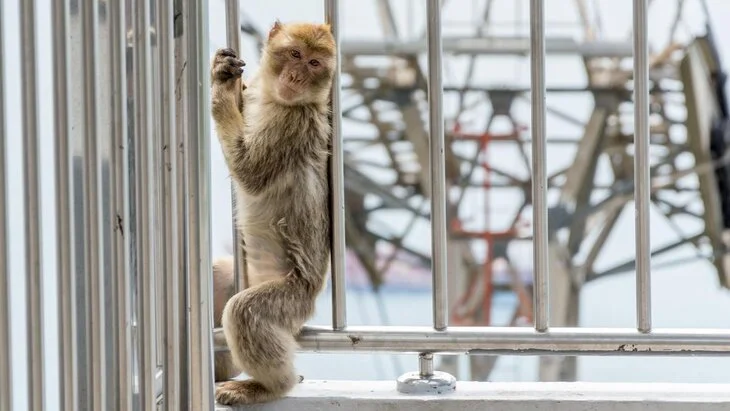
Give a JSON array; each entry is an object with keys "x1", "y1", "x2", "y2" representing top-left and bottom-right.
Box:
[
  {"x1": 0, "y1": 2, "x2": 11, "y2": 409},
  {"x1": 82, "y1": 0, "x2": 108, "y2": 408},
  {"x1": 20, "y1": 0, "x2": 45, "y2": 408},
  {"x1": 530, "y1": 0, "x2": 549, "y2": 332},
  {"x1": 160, "y1": 0, "x2": 181, "y2": 407},
  {"x1": 95, "y1": 1, "x2": 117, "y2": 406},
  {"x1": 134, "y1": 0, "x2": 157, "y2": 407},
  {"x1": 69, "y1": 2, "x2": 91, "y2": 407},
  {"x1": 53, "y1": 0, "x2": 77, "y2": 409},
  {"x1": 325, "y1": 0, "x2": 348, "y2": 331},
  {"x1": 418, "y1": 353, "x2": 434, "y2": 377},
  {"x1": 186, "y1": 0, "x2": 215, "y2": 408},
  {"x1": 633, "y1": 0, "x2": 652, "y2": 333},
  {"x1": 150, "y1": 0, "x2": 165, "y2": 379},
  {"x1": 110, "y1": 0, "x2": 133, "y2": 408},
  {"x1": 426, "y1": 0, "x2": 448, "y2": 331},
  {"x1": 225, "y1": 0, "x2": 248, "y2": 292},
  {"x1": 173, "y1": 0, "x2": 191, "y2": 406}
]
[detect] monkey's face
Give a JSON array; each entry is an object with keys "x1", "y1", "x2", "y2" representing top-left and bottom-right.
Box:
[{"x1": 263, "y1": 22, "x2": 336, "y2": 105}]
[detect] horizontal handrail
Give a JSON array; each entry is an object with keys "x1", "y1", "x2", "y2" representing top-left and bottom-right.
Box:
[{"x1": 213, "y1": 325, "x2": 730, "y2": 355}]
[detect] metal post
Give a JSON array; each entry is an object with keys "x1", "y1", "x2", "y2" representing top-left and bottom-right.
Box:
[
  {"x1": 426, "y1": 0, "x2": 448, "y2": 332},
  {"x1": 0, "y1": 2, "x2": 11, "y2": 408},
  {"x1": 53, "y1": 0, "x2": 78, "y2": 409},
  {"x1": 396, "y1": 0, "x2": 456, "y2": 394},
  {"x1": 633, "y1": 0, "x2": 652, "y2": 333},
  {"x1": 159, "y1": 0, "x2": 181, "y2": 408},
  {"x1": 20, "y1": 0, "x2": 45, "y2": 409},
  {"x1": 397, "y1": 352, "x2": 456, "y2": 394},
  {"x1": 109, "y1": 0, "x2": 132, "y2": 409},
  {"x1": 225, "y1": 0, "x2": 248, "y2": 292},
  {"x1": 133, "y1": 0, "x2": 157, "y2": 407},
  {"x1": 186, "y1": 0, "x2": 216, "y2": 408},
  {"x1": 530, "y1": 0, "x2": 549, "y2": 332},
  {"x1": 81, "y1": 0, "x2": 108, "y2": 408},
  {"x1": 325, "y1": 0, "x2": 348, "y2": 331},
  {"x1": 174, "y1": 0, "x2": 191, "y2": 406}
]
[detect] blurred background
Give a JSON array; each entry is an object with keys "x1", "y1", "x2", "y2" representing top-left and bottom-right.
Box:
[{"x1": 207, "y1": 0, "x2": 730, "y2": 383}]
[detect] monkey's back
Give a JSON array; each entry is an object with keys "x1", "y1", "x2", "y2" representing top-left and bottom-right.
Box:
[{"x1": 235, "y1": 83, "x2": 331, "y2": 290}]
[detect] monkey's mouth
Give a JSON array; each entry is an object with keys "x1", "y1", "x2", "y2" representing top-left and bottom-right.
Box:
[{"x1": 277, "y1": 78, "x2": 309, "y2": 102}]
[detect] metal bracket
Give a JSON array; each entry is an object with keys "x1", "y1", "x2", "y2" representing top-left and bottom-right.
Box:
[{"x1": 396, "y1": 353, "x2": 456, "y2": 395}]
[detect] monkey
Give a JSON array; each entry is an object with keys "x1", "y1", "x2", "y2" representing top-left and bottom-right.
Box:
[{"x1": 209, "y1": 20, "x2": 336, "y2": 405}]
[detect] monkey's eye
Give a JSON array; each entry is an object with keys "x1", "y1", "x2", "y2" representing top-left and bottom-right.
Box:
[
  {"x1": 290, "y1": 50, "x2": 301, "y2": 59},
  {"x1": 309, "y1": 59, "x2": 320, "y2": 67}
]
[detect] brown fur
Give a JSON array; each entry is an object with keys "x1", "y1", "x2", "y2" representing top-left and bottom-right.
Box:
[{"x1": 209, "y1": 20, "x2": 335, "y2": 405}]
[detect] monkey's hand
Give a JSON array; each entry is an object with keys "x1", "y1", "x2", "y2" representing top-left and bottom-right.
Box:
[
  {"x1": 211, "y1": 48, "x2": 245, "y2": 86},
  {"x1": 211, "y1": 48, "x2": 246, "y2": 119},
  {"x1": 211, "y1": 48, "x2": 248, "y2": 180}
]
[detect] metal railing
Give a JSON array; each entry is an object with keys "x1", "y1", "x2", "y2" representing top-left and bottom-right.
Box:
[
  {"x1": 212, "y1": 0, "x2": 730, "y2": 394},
  {"x1": 1, "y1": 1, "x2": 730, "y2": 411},
  {"x1": 0, "y1": 0, "x2": 215, "y2": 409}
]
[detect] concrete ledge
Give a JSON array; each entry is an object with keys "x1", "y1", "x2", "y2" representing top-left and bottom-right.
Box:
[{"x1": 215, "y1": 380, "x2": 730, "y2": 410}]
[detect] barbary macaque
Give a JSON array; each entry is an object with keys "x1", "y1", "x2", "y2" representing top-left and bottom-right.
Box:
[{"x1": 209, "y1": 20, "x2": 336, "y2": 405}]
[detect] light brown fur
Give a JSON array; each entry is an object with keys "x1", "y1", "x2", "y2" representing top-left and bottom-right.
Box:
[{"x1": 209, "y1": 21, "x2": 335, "y2": 405}]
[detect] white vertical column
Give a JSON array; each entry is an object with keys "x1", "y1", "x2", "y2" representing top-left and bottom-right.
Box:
[
  {"x1": 530, "y1": 0, "x2": 549, "y2": 332},
  {"x1": 633, "y1": 0, "x2": 652, "y2": 333},
  {"x1": 325, "y1": 0, "x2": 348, "y2": 331},
  {"x1": 159, "y1": 0, "x2": 181, "y2": 408},
  {"x1": 427, "y1": 0, "x2": 448, "y2": 331},
  {"x1": 225, "y1": 0, "x2": 249, "y2": 292},
  {"x1": 81, "y1": 0, "x2": 108, "y2": 408},
  {"x1": 186, "y1": 0, "x2": 216, "y2": 408},
  {"x1": 133, "y1": 0, "x2": 157, "y2": 407},
  {"x1": 109, "y1": 0, "x2": 133, "y2": 409},
  {"x1": 0, "y1": 2, "x2": 11, "y2": 409},
  {"x1": 20, "y1": 0, "x2": 45, "y2": 408},
  {"x1": 53, "y1": 0, "x2": 79, "y2": 409}
]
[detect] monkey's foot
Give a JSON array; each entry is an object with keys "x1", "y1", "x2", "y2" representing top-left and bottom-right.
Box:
[
  {"x1": 215, "y1": 379, "x2": 281, "y2": 406},
  {"x1": 211, "y1": 48, "x2": 246, "y2": 84}
]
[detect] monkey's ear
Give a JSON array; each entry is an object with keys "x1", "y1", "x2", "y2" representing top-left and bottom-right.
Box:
[
  {"x1": 269, "y1": 19, "x2": 283, "y2": 40},
  {"x1": 321, "y1": 23, "x2": 332, "y2": 33}
]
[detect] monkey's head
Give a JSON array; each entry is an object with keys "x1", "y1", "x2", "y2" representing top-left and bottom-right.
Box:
[{"x1": 260, "y1": 21, "x2": 336, "y2": 106}]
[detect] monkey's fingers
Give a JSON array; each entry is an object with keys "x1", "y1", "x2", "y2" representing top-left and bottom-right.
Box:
[
  {"x1": 216, "y1": 48, "x2": 246, "y2": 65},
  {"x1": 225, "y1": 56, "x2": 246, "y2": 68},
  {"x1": 216, "y1": 47, "x2": 238, "y2": 59},
  {"x1": 212, "y1": 59, "x2": 245, "y2": 83}
]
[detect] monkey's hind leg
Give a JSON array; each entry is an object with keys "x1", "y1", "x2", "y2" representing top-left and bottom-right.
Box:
[{"x1": 215, "y1": 285, "x2": 301, "y2": 405}]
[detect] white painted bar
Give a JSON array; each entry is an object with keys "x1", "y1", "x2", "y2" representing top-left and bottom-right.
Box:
[
  {"x1": 530, "y1": 0, "x2": 549, "y2": 333},
  {"x1": 0, "y1": 0, "x2": 11, "y2": 408},
  {"x1": 632, "y1": 0, "x2": 652, "y2": 333},
  {"x1": 20, "y1": 0, "x2": 45, "y2": 409},
  {"x1": 324, "y1": 0, "x2": 348, "y2": 331},
  {"x1": 426, "y1": 0, "x2": 449, "y2": 332}
]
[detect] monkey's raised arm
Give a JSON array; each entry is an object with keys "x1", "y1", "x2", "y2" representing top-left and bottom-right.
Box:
[{"x1": 210, "y1": 48, "x2": 269, "y2": 193}]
